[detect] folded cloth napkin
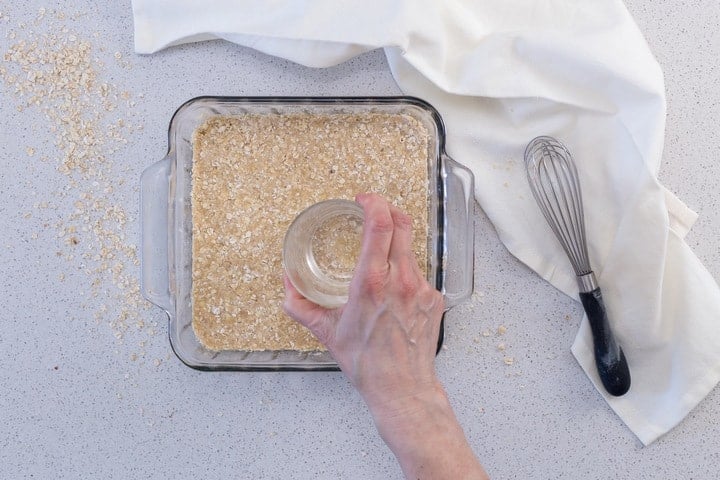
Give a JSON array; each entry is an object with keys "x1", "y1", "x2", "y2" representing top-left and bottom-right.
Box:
[{"x1": 132, "y1": 0, "x2": 720, "y2": 445}]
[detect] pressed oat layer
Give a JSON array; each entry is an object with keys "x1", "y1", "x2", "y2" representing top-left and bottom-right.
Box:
[{"x1": 191, "y1": 113, "x2": 430, "y2": 351}]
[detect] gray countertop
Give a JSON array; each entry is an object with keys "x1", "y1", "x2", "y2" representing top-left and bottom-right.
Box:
[{"x1": 1, "y1": 1, "x2": 718, "y2": 478}]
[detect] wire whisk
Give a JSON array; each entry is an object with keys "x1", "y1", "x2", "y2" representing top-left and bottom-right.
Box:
[{"x1": 525, "y1": 136, "x2": 631, "y2": 396}]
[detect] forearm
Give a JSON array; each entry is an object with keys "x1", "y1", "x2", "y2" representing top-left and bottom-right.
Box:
[{"x1": 368, "y1": 382, "x2": 489, "y2": 480}]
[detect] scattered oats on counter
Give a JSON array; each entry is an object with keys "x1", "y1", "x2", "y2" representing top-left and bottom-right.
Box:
[
  {"x1": 191, "y1": 113, "x2": 430, "y2": 351},
  {"x1": 1, "y1": 8, "x2": 150, "y2": 345}
]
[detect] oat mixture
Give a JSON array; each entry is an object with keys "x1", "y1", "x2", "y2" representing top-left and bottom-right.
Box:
[{"x1": 191, "y1": 113, "x2": 430, "y2": 351}]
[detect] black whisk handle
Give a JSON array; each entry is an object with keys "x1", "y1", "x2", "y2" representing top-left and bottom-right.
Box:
[{"x1": 579, "y1": 288, "x2": 631, "y2": 396}]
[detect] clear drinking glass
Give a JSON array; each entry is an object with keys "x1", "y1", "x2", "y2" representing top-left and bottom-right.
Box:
[{"x1": 283, "y1": 199, "x2": 364, "y2": 308}]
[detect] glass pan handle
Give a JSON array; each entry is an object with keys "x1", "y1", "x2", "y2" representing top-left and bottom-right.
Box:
[
  {"x1": 441, "y1": 154, "x2": 475, "y2": 309},
  {"x1": 140, "y1": 154, "x2": 174, "y2": 313}
]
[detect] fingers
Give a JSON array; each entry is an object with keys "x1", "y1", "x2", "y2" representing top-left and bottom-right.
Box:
[
  {"x1": 352, "y1": 194, "x2": 428, "y2": 300},
  {"x1": 387, "y1": 204, "x2": 417, "y2": 270},
  {"x1": 354, "y1": 193, "x2": 395, "y2": 278},
  {"x1": 385, "y1": 204, "x2": 423, "y2": 298}
]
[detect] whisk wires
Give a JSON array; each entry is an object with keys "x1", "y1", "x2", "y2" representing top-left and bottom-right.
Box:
[{"x1": 525, "y1": 136, "x2": 592, "y2": 276}]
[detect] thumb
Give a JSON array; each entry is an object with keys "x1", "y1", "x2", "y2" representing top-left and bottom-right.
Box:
[{"x1": 282, "y1": 275, "x2": 338, "y2": 346}]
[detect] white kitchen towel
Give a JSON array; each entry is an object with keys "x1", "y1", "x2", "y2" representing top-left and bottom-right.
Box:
[{"x1": 131, "y1": 0, "x2": 720, "y2": 445}]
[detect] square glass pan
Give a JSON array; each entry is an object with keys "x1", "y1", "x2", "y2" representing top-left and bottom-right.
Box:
[{"x1": 141, "y1": 96, "x2": 474, "y2": 371}]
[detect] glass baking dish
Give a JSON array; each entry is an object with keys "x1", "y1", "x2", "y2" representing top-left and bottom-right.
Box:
[{"x1": 140, "y1": 96, "x2": 474, "y2": 371}]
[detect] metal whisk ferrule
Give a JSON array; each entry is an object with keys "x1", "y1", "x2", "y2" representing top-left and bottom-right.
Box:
[{"x1": 577, "y1": 272, "x2": 598, "y2": 293}]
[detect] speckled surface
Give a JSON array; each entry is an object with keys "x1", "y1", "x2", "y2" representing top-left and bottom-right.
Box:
[{"x1": 1, "y1": 2, "x2": 718, "y2": 479}]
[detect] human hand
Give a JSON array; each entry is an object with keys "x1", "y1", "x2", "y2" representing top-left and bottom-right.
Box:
[{"x1": 283, "y1": 192, "x2": 445, "y2": 416}]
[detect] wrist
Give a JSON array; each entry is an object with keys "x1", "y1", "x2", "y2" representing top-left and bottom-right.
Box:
[
  {"x1": 367, "y1": 380, "x2": 455, "y2": 450},
  {"x1": 367, "y1": 382, "x2": 488, "y2": 479}
]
